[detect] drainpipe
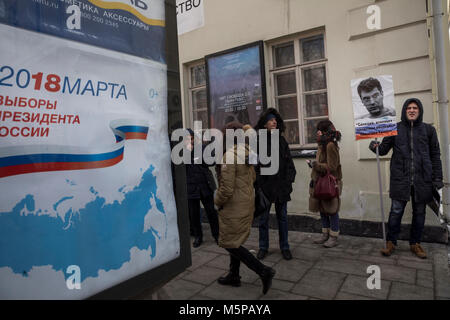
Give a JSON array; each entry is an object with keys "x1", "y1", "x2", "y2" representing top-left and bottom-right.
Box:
[{"x1": 432, "y1": 0, "x2": 450, "y2": 234}]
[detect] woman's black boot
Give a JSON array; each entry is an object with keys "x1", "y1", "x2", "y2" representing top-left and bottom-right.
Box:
[
  {"x1": 260, "y1": 267, "x2": 276, "y2": 295},
  {"x1": 217, "y1": 273, "x2": 241, "y2": 287}
]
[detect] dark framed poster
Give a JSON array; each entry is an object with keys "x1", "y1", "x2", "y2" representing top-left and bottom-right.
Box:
[{"x1": 205, "y1": 41, "x2": 267, "y2": 130}]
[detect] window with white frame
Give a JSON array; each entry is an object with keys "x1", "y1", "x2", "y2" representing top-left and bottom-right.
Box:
[
  {"x1": 188, "y1": 62, "x2": 208, "y2": 129},
  {"x1": 270, "y1": 32, "x2": 329, "y2": 148}
]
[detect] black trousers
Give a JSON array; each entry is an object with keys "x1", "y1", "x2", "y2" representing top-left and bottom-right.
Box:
[
  {"x1": 226, "y1": 246, "x2": 265, "y2": 276},
  {"x1": 188, "y1": 195, "x2": 219, "y2": 240}
]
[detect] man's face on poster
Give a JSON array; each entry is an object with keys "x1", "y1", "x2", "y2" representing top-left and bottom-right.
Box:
[{"x1": 360, "y1": 87, "x2": 384, "y2": 116}]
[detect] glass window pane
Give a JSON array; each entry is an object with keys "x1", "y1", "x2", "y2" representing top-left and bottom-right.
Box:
[
  {"x1": 276, "y1": 72, "x2": 296, "y2": 96},
  {"x1": 194, "y1": 110, "x2": 209, "y2": 129},
  {"x1": 304, "y1": 93, "x2": 328, "y2": 117},
  {"x1": 305, "y1": 119, "x2": 327, "y2": 144},
  {"x1": 303, "y1": 65, "x2": 326, "y2": 92},
  {"x1": 274, "y1": 43, "x2": 295, "y2": 67},
  {"x1": 284, "y1": 121, "x2": 300, "y2": 145},
  {"x1": 192, "y1": 89, "x2": 206, "y2": 111},
  {"x1": 191, "y1": 64, "x2": 206, "y2": 87},
  {"x1": 301, "y1": 35, "x2": 324, "y2": 62},
  {"x1": 277, "y1": 97, "x2": 298, "y2": 120}
]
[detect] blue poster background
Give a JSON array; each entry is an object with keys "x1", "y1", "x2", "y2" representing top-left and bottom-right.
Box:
[{"x1": 0, "y1": 0, "x2": 165, "y2": 62}]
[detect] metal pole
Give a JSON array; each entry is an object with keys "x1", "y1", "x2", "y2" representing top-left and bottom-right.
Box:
[
  {"x1": 375, "y1": 138, "x2": 387, "y2": 248},
  {"x1": 432, "y1": 0, "x2": 450, "y2": 232}
]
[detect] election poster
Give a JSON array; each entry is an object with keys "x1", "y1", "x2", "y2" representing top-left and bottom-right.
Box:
[
  {"x1": 0, "y1": 0, "x2": 180, "y2": 299},
  {"x1": 206, "y1": 41, "x2": 267, "y2": 130},
  {"x1": 351, "y1": 75, "x2": 397, "y2": 140}
]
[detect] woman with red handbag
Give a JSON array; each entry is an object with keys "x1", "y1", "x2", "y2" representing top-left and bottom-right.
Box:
[{"x1": 308, "y1": 120, "x2": 343, "y2": 248}]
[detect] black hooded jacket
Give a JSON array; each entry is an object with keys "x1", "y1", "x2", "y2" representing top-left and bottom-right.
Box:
[
  {"x1": 376, "y1": 98, "x2": 442, "y2": 203},
  {"x1": 255, "y1": 108, "x2": 297, "y2": 203}
]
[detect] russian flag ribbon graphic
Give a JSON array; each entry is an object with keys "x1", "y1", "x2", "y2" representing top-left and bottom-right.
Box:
[{"x1": 0, "y1": 120, "x2": 149, "y2": 179}]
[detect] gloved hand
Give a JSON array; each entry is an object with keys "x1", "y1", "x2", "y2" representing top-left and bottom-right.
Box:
[
  {"x1": 369, "y1": 141, "x2": 380, "y2": 153},
  {"x1": 433, "y1": 180, "x2": 444, "y2": 190}
]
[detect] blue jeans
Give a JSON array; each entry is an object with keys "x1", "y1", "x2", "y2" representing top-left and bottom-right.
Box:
[
  {"x1": 320, "y1": 212, "x2": 339, "y2": 233},
  {"x1": 258, "y1": 201, "x2": 289, "y2": 251},
  {"x1": 387, "y1": 187, "x2": 426, "y2": 245}
]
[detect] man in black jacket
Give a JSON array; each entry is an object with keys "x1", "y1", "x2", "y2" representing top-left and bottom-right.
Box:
[
  {"x1": 255, "y1": 108, "x2": 297, "y2": 260},
  {"x1": 369, "y1": 98, "x2": 443, "y2": 259},
  {"x1": 185, "y1": 129, "x2": 219, "y2": 248}
]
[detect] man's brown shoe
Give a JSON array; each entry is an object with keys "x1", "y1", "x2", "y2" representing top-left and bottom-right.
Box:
[
  {"x1": 410, "y1": 244, "x2": 427, "y2": 259},
  {"x1": 380, "y1": 241, "x2": 395, "y2": 256}
]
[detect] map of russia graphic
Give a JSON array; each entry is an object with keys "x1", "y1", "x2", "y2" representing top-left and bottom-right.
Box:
[{"x1": 0, "y1": 165, "x2": 164, "y2": 282}]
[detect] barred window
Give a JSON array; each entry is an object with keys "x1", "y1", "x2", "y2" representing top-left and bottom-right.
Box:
[
  {"x1": 188, "y1": 63, "x2": 208, "y2": 129},
  {"x1": 270, "y1": 33, "x2": 329, "y2": 148}
]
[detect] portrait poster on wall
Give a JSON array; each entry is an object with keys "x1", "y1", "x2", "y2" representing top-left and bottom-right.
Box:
[
  {"x1": 351, "y1": 75, "x2": 397, "y2": 140},
  {"x1": 0, "y1": 0, "x2": 180, "y2": 299},
  {"x1": 206, "y1": 41, "x2": 267, "y2": 130}
]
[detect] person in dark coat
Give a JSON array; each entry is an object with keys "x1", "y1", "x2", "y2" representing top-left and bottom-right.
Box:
[
  {"x1": 254, "y1": 108, "x2": 297, "y2": 260},
  {"x1": 185, "y1": 129, "x2": 219, "y2": 248},
  {"x1": 369, "y1": 98, "x2": 443, "y2": 259}
]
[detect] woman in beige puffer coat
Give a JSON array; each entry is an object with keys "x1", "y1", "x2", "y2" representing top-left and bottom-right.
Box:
[{"x1": 214, "y1": 122, "x2": 275, "y2": 295}]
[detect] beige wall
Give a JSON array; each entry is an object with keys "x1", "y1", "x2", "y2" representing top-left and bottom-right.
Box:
[{"x1": 178, "y1": 0, "x2": 442, "y2": 226}]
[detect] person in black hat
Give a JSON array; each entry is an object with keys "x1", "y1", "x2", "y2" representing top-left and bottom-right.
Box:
[
  {"x1": 369, "y1": 98, "x2": 443, "y2": 259},
  {"x1": 254, "y1": 108, "x2": 297, "y2": 260},
  {"x1": 184, "y1": 129, "x2": 219, "y2": 247}
]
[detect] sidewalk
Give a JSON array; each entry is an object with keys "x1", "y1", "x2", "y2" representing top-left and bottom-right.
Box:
[{"x1": 153, "y1": 224, "x2": 450, "y2": 300}]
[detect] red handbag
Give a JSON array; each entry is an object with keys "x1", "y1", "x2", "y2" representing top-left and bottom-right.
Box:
[{"x1": 313, "y1": 170, "x2": 338, "y2": 200}]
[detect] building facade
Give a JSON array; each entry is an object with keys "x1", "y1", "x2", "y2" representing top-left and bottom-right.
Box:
[{"x1": 176, "y1": 0, "x2": 450, "y2": 241}]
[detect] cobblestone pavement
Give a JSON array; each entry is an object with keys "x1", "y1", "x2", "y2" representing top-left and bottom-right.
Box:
[{"x1": 148, "y1": 225, "x2": 450, "y2": 300}]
